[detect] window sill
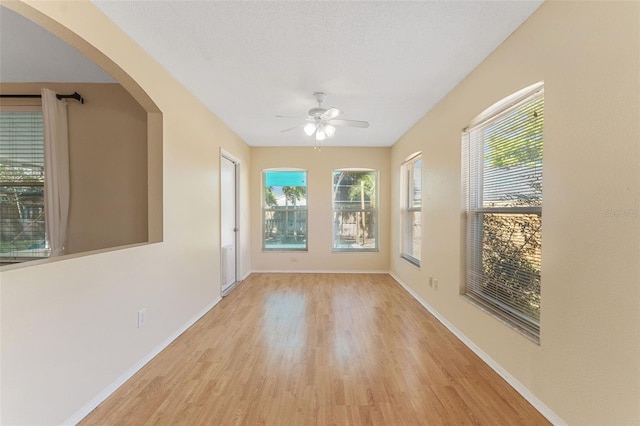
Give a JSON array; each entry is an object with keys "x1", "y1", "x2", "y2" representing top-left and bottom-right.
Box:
[
  {"x1": 1, "y1": 256, "x2": 50, "y2": 267},
  {"x1": 0, "y1": 242, "x2": 152, "y2": 272},
  {"x1": 332, "y1": 248, "x2": 379, "y2": 253},
  {"x1": 460, "y1": 293, "x2": 540, "y2": 344},
  {"x1": 401, "y1": 254, "x2": 420, "y2": 268},
  {"x1": 262, "y1": 248, "x2": 308, "y2": 253}
]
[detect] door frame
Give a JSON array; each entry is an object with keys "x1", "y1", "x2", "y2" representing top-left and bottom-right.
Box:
[{"x1": 220, "y1": 149, "x2": 240, "y2": 296}]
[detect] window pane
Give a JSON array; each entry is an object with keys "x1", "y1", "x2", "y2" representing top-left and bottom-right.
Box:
[
  {"x1": 264, "y1": 209, "x2": 307, "y2": 250},
  {"x1": 407, "y1": 210, "x2": 421, "y2": 259},
  {"x1": 264, "y1": 170, "x2": 306, "y2": 187},
  {"x1": 0, "y1": 111, "x2": 49, "y2": 259},
  {"x1": 333, "y1": 171, "x2": 376, "y2": 211},
  {"x1": 410, "y1": 159, "x2": 421, "y2": 208},
  {"x1": 332, "y1": 170, "x2": 378, "y2": 251},
  {"x1": 402, "y1": 155, "x2": 421, "y2": 265},
  {"x1": 483, "y1": 97, "x2": 543, "y2": 208},
  {"x1": 263, "y1": 170, "x2": 307, "y2": 251},
  {"x1": 478, "y1": 212, "x2": 542, "y2": 324},
  {"x1": 333, "y1": 211, "x2": 377, "y2": 250},
  {"x1": 463, "y1": 84, "x2": 543, "y2": 339}
]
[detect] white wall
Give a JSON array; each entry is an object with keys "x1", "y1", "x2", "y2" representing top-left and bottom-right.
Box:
[
  {"x1": 390, "y1": 1, "x2": 640, "y2": 424},
  {"x1": 0, "y1": 1, "x2": 251, "y2": 424}
]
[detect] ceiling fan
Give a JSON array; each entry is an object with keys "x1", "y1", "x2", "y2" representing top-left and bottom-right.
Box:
[{"x1": 278, "y1": 92, "x2": 369, "y2": 141}]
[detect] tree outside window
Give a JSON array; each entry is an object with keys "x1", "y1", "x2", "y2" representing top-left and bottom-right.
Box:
[
  {"x1": 332, "y1": 169, "x2": 378, "y2": 251},
  {"x1": 463, "y1": 83, "x2": 543, "y2": 339},
  {"x1": 0, "y1": 110, "x2": 49, "y2": 261},
  {"x1": 262, "y1": 170, "x2": 307, "y2": 251}
]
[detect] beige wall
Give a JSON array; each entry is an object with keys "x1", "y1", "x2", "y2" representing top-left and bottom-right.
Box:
[
  {"x1": 0, "y1": 1, "x2": 251, "y2": 424},
  {"x1": 251, "y1": 147, "x2": 390, "y2": 272},
  {"x1": 390, "y1": 1, "x2": 640, "y2": 424},
  {"x1": 0, "y1": 82, "x2": 149, "y2": 254},
  {"x1": 1, "y1": 1, "x2": 639, "y2": 425}
]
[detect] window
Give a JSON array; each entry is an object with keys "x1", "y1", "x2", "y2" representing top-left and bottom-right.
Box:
[
  {"x1": 333, "y1": 169, "x2": 378, "y2": 251},
  {"x1": 0, "y1": 107, "x2": 50, "y2": 261},
  {"x1": 462, "y1": 82, "x2": 543, "y2": 340},
  {"x1": 402, "y1": 154, "x2": 422, "y2": 266},
  {"x1": 262, "y1": 169, "x2": 307, "y2": 251}
]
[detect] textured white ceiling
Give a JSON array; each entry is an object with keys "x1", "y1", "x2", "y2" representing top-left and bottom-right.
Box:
[
  {"x1": 0, "y1": 6, "x2": 114, "y2": 83},
  {"x1": 2, "y1": 1, "x2": 543, "y2": 147}
]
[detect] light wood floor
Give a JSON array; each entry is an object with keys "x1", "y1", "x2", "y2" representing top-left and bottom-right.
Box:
[{"x1": 80, "y1": 273, "x2": 549, "y2": 425}]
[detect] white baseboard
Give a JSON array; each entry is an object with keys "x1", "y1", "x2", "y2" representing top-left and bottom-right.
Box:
[
  {"x1": 63, "y1": 297, "x2": 222, "y2": 426},
  {"x1": 64, "y1": 272, "x2": 563, "y2": 425},
  {"x1": 388, "y1": 272, "x2": 565, "y2": 426},
  {"x1": 250, "y1": 269, "x2": 390, "y2": 274}
]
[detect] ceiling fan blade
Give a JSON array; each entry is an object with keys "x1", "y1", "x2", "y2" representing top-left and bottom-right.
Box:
[
  {"x1": 276, "y1": 115, "x2": 309, "y2": 120},
  {"x1": 280, "y1": 125, "x2": 301, "y2": 133},
  {"x1": 329, "y1": 118, "x2": 369, "y2": 128},
  {"x1": 321, "y1": 107, "x2": 343, "y2": 120}
]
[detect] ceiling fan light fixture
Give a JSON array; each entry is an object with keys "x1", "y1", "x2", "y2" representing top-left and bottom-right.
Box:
[
  {"x1": 304, "y1": 122, "x2": 316, "y2": 136},
  {"x1": 277, "y1": 92, "x2": 369, "y2": 143},
  {"x1": 316, "y1": 127, "x2": 327, "y2": 141},
  {"x1": 324, "y1": 124, "x2": 336, "y2": 138}
]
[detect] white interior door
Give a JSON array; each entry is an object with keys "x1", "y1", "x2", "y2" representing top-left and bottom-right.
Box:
[{"x1": 220, "y1": 154, "x2": 238, "y2": 295}]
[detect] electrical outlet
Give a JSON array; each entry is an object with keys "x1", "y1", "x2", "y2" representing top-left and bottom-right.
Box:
[
  {"x1": 433, "y1": 279, "x2": 439, "y2": 290},
  {"x1": 138, "y1": 309, "x2": 146, "y2": 328},
  {"x1": 428, "y1": 277, "x2": 433, "y2": 288}
]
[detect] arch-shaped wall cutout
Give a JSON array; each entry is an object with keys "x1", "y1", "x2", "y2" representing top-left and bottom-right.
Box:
[{"x1": 1, "y1": 1, "x2": 163, "y2": 262}]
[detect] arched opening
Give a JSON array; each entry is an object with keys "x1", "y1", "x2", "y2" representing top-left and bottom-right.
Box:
[{"x1": 0, "y1": 3, "x2": 162, "y2": 265}]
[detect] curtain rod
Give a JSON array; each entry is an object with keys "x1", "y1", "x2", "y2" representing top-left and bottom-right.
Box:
[{"x1": 0, "y1": 92, "x2": 84, "y2": 104}]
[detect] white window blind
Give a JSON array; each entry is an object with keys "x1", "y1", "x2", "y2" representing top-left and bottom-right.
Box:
[
  {"x1": 0, "y1": 108, "x2": 50, "y2": 260},
  {"x1": 462, "y1": 83, "x2": 543, "y2": 339}
]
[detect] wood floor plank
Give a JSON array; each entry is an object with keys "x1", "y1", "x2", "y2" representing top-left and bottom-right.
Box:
[{"x1": 80, "y1": 273, "x2": 550, "y2": 425}]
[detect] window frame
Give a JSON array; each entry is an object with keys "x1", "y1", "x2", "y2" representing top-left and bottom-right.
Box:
[
  {"x1": 0, "y1": 104, "x2": 50, "y2": 262},
  {"x1": 261, "y1": 168, "x2": 308, "y2": 252},
  {"x1": 332, "y1": 169, "x2": 379, "y2": 252},
  {"x1": 461, "y1": 82, "x2": 544, "y2": 342},
  {"x1": 401, "y1": 153, "x2": 422, "y2": 267}
]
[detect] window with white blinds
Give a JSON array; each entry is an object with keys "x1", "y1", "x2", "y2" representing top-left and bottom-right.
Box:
[
  {"x1": 402, "y1": 153, "x2": 421, "y2": 266},
  {"x1": 0, "y1": 107, "x2": 50, "y2": 261},
  {"x1": 462, "y1": 82, "x2": 543, "y2": 340}
]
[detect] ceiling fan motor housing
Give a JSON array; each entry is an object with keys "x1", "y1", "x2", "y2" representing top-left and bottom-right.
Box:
[
  {"x1": 313, "y1": 91, "x2": 327, "y2": 103},
  {"x1": 309, "y1": 92, "x2": 328, "y2": 118}
]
